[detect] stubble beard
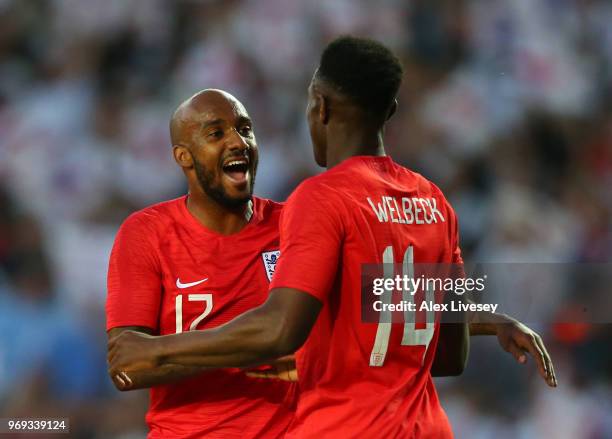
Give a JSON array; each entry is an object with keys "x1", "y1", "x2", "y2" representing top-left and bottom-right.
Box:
[{"x1": 192, "y1": 156, "x2": 257, "y2": 209}]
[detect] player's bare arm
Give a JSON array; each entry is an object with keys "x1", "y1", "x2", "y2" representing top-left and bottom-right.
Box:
[
  {"x1": 431, "y1": 312, "x2": 557, "y2": 387},
  {"x1": 429, "y1": 284, "x2": 555, "y2": 386},
  {"x1": 108, "y1": 288, "x2": 321, "y2": 378},
  {"x1": 430, "y1": 274, "x2": 470, "y2": 377},
  {"x1": 431, "y1": 323, "x2": 470, "y2": 377},
  {"x1": 107, "y1": 327, "x2": 208, "y2": 391},
  {"x1": 107, "y1": 327, "x2": 298, "y2": 390},
  {"x1": 468, "y1": 311, "x2": 557, "y2": 387}
]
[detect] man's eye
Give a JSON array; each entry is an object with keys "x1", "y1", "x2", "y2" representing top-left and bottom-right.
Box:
[
  {"x1": 240, "y1": 126, "x2": 252, "y2": 136},
  {"x1": 208, "y1": 130, "x2": 223, "y2": 139}
]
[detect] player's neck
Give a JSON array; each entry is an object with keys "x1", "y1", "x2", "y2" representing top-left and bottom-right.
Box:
[
  {"x1": 186, "y1": 191, "x2": 253, "y2": 235},
  {"x1": 325, "y1": 129, "x2": 386, "y2": 168}
]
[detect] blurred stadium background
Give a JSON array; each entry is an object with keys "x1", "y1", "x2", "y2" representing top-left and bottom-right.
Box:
[{"x1": 0, "y1": 0, "x2": 611, "y2": 438}]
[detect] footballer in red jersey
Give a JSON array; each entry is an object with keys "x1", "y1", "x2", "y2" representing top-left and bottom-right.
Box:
[
  {"x1": 268, "y1": 155, "x2": 459, "y2": 437},
  {"x1": 109, "y1": 38, "x2": 556, "y2": 438},
  {"x1": 106, "y1": 90, "x2": 296, "y2": 438}
]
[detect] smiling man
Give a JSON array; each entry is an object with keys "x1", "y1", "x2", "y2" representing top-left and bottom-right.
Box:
[{"x1": 106, "y1": 89, "x2": 296, "y2": 438}]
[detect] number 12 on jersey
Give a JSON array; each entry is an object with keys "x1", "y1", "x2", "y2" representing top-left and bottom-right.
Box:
[{"x1": 370, "y1": 246, "x2": 434, "y2": 367}]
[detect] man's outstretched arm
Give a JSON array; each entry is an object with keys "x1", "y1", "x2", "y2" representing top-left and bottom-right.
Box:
[
  {"x1": 107, "y1": 327, "x2": 209, "y2": 391},
  {"x1": 108, "y1": 288, "x2": 322, "y2": 378},
  {"x1": 468, "y1": 311, "x2": 557, "y2": 387},
  {"x1": 432, "y1": 312, "x2": 558, "y2": 387}
]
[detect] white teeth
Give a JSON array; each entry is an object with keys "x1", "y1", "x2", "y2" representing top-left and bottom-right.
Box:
[{"x1": 225, "y1": 160, "x2": 247, "y2": 167}]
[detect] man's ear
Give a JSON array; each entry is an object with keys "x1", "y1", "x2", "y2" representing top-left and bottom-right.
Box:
[
  {"x1": 385, "y1": 99, "x2": 398, "y2": 121},
  {"x1": 173, "y1": 145, "x2": 193, "y2": 169},
  {"x1": 318, "y1": 94, "x2": 330, "y2": 125}
]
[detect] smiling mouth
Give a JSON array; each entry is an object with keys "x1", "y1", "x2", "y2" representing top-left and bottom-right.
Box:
[{"x1": 222, "y1": 159, "x2": 249, "y2": 184}]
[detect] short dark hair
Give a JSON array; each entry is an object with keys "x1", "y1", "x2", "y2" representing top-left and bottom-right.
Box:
[{"x1": 317, "y1": 36, "x2": 403, "y2": 119}]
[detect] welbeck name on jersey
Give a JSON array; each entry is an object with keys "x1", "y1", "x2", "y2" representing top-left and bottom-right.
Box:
[{"x1": 367, "y1": 196, "x2": 446, "y2": 225}]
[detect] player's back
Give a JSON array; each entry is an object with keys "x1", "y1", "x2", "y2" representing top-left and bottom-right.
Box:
[{"x1": 273, "y1": 156, "x2": 459, "y2": 438}]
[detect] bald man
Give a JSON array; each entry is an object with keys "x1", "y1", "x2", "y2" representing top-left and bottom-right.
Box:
[{"x1": 106, "y1": 89, "x2": 296, "y2": 439}]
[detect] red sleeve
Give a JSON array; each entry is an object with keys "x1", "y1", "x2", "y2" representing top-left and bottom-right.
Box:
[
  {"x1": 432, "y1": 182, "x2": 463, "y2": 265},
  {"x1": 450, "y1": 208, "x2": 463, "y2": 264},
  {"x1": 106, "y1": 213, "x2": 162, "y2": 331},
  {"x1": 270, "y1": 180, "x2": 343, "y2": 302}
]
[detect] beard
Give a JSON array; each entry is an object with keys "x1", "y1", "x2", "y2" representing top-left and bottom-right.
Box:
[{"x1": 192, "y1": 154, "x2": 257, "y2": 209}]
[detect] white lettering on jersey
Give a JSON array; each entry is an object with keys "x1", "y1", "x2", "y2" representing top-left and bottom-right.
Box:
[
  {"x1": 367, "y1": 196, "x2": 446, "y2": 224},
  {"x1": 367, "y1": 197, "x2": 388, "y2": 222}
]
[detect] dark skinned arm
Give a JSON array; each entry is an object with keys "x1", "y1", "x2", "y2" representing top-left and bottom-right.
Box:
[
  {"x1": 430, "y1": 278, "x2": 470, "y2": 377},
  {"x1": 430, "y1": 292, "x2": 556, "y2": 387},
  {"x1": 430, "y1": 323, "x2": 470, "y2": 377},
  {"x1": 468, "y1": 310, "x2": 557, "y2": 387},
  {"x1": 431, "y1": 312, "x2": 557, "y2": 387},
  {"x1": 107, "y1": 327, "x2": 209, "y2": 391},
  {"x1": 428, "y1": 267, "x2": 556, "y2": 386},
  {"x1": 108, "y1": 289, "x2": 322, "y2": 376}
]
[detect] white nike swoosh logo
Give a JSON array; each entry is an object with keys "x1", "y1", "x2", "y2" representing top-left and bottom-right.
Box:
[{"x1": 176, "y1": 278, "x2": 208, "y2": 289}]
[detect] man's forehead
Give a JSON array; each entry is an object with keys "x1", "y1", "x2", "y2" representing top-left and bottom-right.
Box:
[{"x1": 189, "y1": 90, "x2": 250, "y2": 123}]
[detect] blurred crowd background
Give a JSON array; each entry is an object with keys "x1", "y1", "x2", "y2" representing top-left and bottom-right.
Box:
[{"x1": 0, "y1": 0, "x2": 611, "y2": 437}]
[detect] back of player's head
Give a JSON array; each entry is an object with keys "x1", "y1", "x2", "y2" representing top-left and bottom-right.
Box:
[{"x1": 316, "y1": 36, "x2": 403, "y2": 121}]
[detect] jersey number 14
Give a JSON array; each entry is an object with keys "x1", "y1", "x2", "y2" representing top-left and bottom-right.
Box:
[{"x1": 370, "y1": 245, "x2": 434, "y2": 367}]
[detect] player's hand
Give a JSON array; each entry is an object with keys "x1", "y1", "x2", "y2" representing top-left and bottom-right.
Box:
[
  {"x1": 245, "y1": 355, "x2": 298, "y2": 382},
  {"x1": 108, "y1": 330, "x2": 160, "y2": 389},
  {"x1": 494, "y1": 316, "x2": 557, "y2": 387}
]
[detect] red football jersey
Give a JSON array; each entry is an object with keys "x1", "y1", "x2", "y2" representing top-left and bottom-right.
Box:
[
  {"x1": 106, "y1": 195, "x2": 296, "y2": 439},
  {"x1": 270, "y1": 156, "x2": 461, "y2": 438}
]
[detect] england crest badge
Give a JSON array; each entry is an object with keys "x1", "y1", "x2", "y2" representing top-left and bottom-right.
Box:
[{"x1": 261, "y1": 250, "x2": 280, "y2": 281}]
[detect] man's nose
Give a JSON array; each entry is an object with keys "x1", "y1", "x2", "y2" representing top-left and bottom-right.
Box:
[{"x1": 226, "y1": 127, "x2": 249, "y2": 151}]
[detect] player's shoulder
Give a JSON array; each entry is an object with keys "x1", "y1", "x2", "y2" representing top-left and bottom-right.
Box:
[
  {"x1": 292, "y1": 172, "x2": 324, "y2": 191},
  {"x1": 119, "y1": 196, "x2": 186, "y2": 235},
  {"x1": 285, "y1": 172, "x2": 339, "y2": 207},
  {"x1": 391, "y1": 161, "x2": 457, "y2": 215},
  {"x1": 392, "y1": 161, "x2": 449, "y2": 199}
]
